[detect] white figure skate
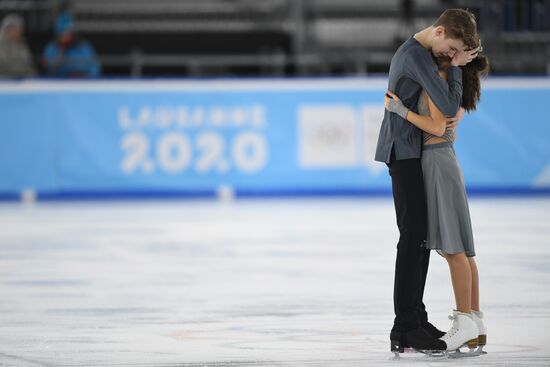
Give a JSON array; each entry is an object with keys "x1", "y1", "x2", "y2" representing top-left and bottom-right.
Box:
[
  {"x1": 440, "y1": 310, "x2": 479, "y2": 358},
  {"x1": 471, "y1": 310, "x2": 488, "y2": 355}
]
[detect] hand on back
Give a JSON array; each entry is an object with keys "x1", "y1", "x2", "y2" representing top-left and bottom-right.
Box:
[{"x1": 446, "y1": 107, "x2": 465, "y2": 131}]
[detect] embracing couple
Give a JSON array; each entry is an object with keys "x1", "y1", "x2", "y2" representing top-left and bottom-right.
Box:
[{"x1": 375, "y1": 9, "x2": 490, "y2": 354}]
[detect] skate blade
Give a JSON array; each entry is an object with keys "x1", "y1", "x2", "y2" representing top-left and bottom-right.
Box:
[
  {"x1": 447, "y1": 347, "x2": 487, "y2": 359},
  {"x1": 476, "y1": 345, "x2": 488, "y2": 355},
  {"x1": 418, "y1": 349, "x2": 447, "y2": 357},
  {"x1": 389, "y1": 351, "x2": 448, "y2": 362},
  {"x1": 390, "y1": 347, "x2": 448, "y2": 361}
]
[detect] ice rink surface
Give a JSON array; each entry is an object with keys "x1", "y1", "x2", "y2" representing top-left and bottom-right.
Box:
[{"x1": 0, "y1": 197, "x2": 549, "y2": 367}]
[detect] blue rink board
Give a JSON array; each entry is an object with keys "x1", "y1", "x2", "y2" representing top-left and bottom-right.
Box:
[{"x1": 0, "y1": 78, "x2": 549, "y2": 199}]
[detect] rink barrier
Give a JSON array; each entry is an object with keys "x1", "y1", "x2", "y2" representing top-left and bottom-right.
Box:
[
  {"x1": 1, "y1": 78, "x2": 549, "y2": 201},
  {"x1": 4, "y1": 186, "x2": 550, "y2": 203}
]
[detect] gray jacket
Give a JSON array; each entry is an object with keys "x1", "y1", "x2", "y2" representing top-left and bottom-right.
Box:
[{"x1": 375, "y1": 37, "x2": 462, "y2": 163}]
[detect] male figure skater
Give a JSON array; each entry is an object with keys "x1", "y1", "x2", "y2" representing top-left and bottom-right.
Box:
[{"x1": 374, "y1": 9, "x2": 480, "y2": 352}]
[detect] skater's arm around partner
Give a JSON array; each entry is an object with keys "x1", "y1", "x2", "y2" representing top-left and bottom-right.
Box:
[
  {"x1": 384, "y1": 91, "x2": 446, "y2": 137},
  {"x1": 406, "y1": 47, "x2": 462, "y2": 117}
]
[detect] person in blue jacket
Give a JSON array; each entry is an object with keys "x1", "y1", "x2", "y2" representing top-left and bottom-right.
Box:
[{"x1": 42, "y1": 15, "x2": 100, "y2": 78}]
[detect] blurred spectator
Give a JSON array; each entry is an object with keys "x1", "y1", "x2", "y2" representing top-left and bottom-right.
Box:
[
  {"x1": 0, "y1": 14, "x2": 36, "y2": 78},
  {"x1": 395, "y1": 0, "x2": 415, "y2": 45},
  {"x1": 42, "y1": 14, "x2": 101, "y2": 78}
]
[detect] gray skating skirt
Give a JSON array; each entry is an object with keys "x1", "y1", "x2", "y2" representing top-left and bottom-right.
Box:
[{"x1": 421, "y1": 142, "x2": 475, "y2": 257}]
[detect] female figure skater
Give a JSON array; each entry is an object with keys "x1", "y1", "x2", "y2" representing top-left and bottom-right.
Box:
[{"x1": 384, "y1": 38, "x2": 489, "y2": 353}]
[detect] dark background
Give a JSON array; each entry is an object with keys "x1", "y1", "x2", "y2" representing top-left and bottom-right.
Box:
[{"x1": 2, "y1": 0, "x2": 549, "y2": 77}]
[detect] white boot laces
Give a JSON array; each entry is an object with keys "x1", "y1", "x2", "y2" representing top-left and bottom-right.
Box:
[{"x1": 445, "y1": 314, "x2": 459, "y2": 338}]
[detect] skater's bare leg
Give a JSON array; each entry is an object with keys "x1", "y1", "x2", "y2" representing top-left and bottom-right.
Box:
[
  {"x1": 468, "y1": 257, "x2": 480, "y2": 311},
  {"x1": 468, "y1": 256, "x2": 486, "y2": 349},
  {"x1": 440, "y1": 253, "x2": 479, "y2": 352},
  {"x1": 444, "y1": 252, "x2": 472, "y2": 313}
]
